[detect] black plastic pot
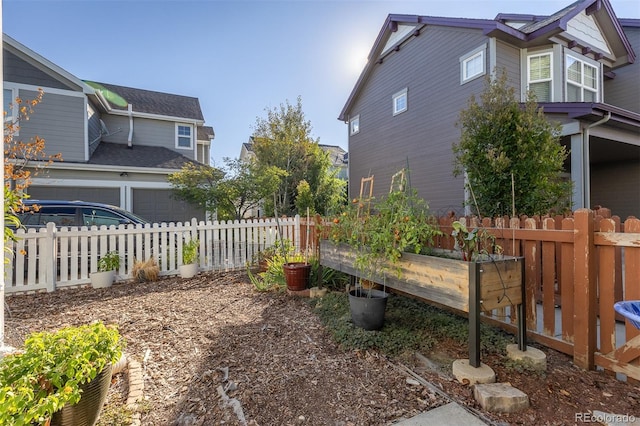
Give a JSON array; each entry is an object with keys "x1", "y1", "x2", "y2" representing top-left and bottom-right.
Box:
[
  {"x1": 348, "y1": 288, "x2": 389, "y2": 330},
  {"x1": 51, "y1": 363, "x2": 112, "y2": 426}
]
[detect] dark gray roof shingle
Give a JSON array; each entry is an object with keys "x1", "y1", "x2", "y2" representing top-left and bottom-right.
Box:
[
  {"x1": 519, "y1": 0, "x2": 583, "y2": 34},
  {"x1": 87, "y1": 142, "x2": 197, "y2": 169},
  {"x1": 85, "y1": 81, "x2": 204, "y2": 121}
]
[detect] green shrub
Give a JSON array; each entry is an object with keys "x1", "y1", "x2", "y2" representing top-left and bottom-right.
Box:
[{"x1": 0, "y1": 322, "x2": 124, "y2": 425}]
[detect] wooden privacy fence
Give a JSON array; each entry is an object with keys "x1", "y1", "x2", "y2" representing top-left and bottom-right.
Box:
[
  {"x1": 433, "y1": 209, "x2": 640, "y2": 379},
  {"x1": 5, "y1": 216, "x2": 301, "y2": 294}
]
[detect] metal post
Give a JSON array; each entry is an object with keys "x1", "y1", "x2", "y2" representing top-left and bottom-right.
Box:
[
  {"x1": 517, "y1": 258, "x2": 527, "y2": 351},
  {"x1": 469, "y1": 262, "x2": 481, "y2": 368}
]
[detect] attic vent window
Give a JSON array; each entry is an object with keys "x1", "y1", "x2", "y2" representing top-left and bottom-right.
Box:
[
  {"x1": 176, "y1": 124, "x2": 193, "y2": 149},
  {"x1": 392, "y1": 88, "x2": 408, "y2": 116}
]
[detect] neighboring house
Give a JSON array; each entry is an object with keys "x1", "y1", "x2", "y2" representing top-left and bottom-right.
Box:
[
  {"x1": 3, "y1": 34, "x2": 215, "y2": 223},
  {"x1": 339, "y1": 0, "x2": 639, "y2": 219}
]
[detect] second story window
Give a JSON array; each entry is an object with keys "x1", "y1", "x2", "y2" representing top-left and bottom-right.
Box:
[
  {"x1": 393, "y1": 88, "x2": 408, "y2": 116},
  {"x1": 4, "y1": 87, "x2": 18, "y2": 130},
  {"x1": 176, "y1": 124, "x2": 193, "y2": 149},
  {"x1": 528, "y1": 53, "x2": 552, "y2": 102},
  {"x1": 566, "y1": 55, "x2": 598, "y2": 102},
  {"x1": 350, "y1": 115, "x2": 360, "y2": 135},
  {"x1": 460, "y1": 45, "x2": 486, "y2": 84}
]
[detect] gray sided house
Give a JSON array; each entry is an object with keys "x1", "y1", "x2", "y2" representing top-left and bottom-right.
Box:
[
  {"x1": 340, "y1": 0, "x2": 639, "y2": 219},
  {"x1": 3, "y1": 34, "x2": 215, "y2": 223}
]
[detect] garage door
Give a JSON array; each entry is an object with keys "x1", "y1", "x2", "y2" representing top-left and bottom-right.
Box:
[
  {"x1": 27, "y1": 186, "x2": 120, "y2": 206},
  {"x1": 133, "y1": 189, "x2": 204, "y2": 224}
]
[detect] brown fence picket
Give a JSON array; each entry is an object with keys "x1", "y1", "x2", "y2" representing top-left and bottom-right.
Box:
[
  {"x1": 542, "y1": 217, "x2": 557, "y2": 337},
  {"x1": 561, "y1": 217, "x2": 575, "y2": 342},
  {"x1": 597, "y1": 218, "x2": 617, "y2": 356},
  {"x1": 523, "y1": 218, "x2": 539, "y2": 332},
  {"x1": 623, "y1": 218, "x2": 640, "y2": 341}
]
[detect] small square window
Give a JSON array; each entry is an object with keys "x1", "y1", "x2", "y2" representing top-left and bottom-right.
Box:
[
  {"x1": 176, "y1": 124, "x2": 193, "y2": 149},
  {"x1": 460, "y1": 45, "x2": 486, "y2": 84},
  {"x1": 392, "y1": 88, "x2": 408, "y2": 116},
  {"x1": 350, "y1": 115, "x2": 360, "y2": 135}
]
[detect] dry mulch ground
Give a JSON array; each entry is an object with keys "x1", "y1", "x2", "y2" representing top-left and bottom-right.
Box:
[{"x1": 4, "y1": 271, "x2": 640, "y2": 425}]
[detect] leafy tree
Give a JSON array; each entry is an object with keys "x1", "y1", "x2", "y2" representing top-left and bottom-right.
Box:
[
  {"x1": 295, "y1": 179, "x2": 315, "y2": 215},
  {"x1": 453, "y1": 72, "x2": 571, "y2": 217},
  {"x1": 168, "y1": 162, "x2": 226, "y2": 217},
  {"x1": 168, "y1": 158, "x2": 281, "y2": 221},
  {"x1": 219, "y1": 158, "x2": 282, "y2": 220},
  {"x1": 252, "y1": 96, "x2": 345, "y2": 216}
]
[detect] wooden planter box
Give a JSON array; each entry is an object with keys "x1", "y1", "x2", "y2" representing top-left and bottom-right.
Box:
[{"x1": 319, "y1": 240, "x2": 526, "y2": 367}]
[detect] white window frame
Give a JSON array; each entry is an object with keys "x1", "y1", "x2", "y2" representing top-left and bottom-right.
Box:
[
  {"x1": 4, "y1": 87, "x2": 19, "y2": 131},
  {"x1": 565, "y1": 54, "x2": 599, "y2": 102},
  {"x1": 392, "y1": 88, "x2": 408, "y2": 116},
  {"x1": 175, "y1": 123, "x2": 193, "y2": 150},
  {"x1": 527, "y1": 52, "x2": 553, "y2": 102},
  {"x1": 349, "y1": 115, "x2": 360, "y2": 135},
  {"x1": 460, "y1": 45, "x2": 486, "y2": 84}
]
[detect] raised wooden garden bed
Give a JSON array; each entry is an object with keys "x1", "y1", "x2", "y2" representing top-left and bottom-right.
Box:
[{"x1": 319, "y1": 240, "x2": 526, "y2": 367}]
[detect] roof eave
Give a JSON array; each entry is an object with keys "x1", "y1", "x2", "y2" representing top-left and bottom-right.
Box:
[
  {"x1": 339, "y1": 15, "x2": 504, "y2": 121},
  {"x1": 3, "y1": 33, "x2": 96, "y2": 95},
  {"x1": 27, "y1": 161, "x2": 184, "y2": 175},
  {"x1": 539, "y1": 102, "x2": 640, "y2": 127}
]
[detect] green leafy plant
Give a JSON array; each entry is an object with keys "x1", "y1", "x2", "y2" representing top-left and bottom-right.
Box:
[
  {"x1": 0, "y1": 322, "x2": 124, "y2": 425},
  {"x1": 453, "y1": 71, "x2": 571, "y2": 216},
  {"x1": 98, "y1": 250, "x2": 121, "y2": 272},
  {"x1": 450, "y1": 220, "x2": 501, "y2": 261},
  {"x1": 248, "y1": 239, "x2": 320, "y2": 292},
  {"x1": 182, "y1": 238, "x2": 199, "y2": 265},
  {"x1": 328, "y1": 178, "x2": 441, "y2": 281},
  {"x1": 251, "y1": 245, "x2": 278, "y2": 271}
]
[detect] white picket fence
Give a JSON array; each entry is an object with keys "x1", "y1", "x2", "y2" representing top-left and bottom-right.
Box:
[{"x1": 5, "y1": 216, "x2": 302, "y2": 294}]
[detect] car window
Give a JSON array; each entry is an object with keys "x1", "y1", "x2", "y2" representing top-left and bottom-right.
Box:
[
  {"x1": 34, "y1": 207, "x2": 77, "y2": 227},
  {"x1": 82, "y1": 208, "x2": 128, "y2": 227}
]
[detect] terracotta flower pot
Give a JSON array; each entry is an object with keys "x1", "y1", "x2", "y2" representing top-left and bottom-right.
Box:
[{"x1": 282, "y1": 262, "x2": 311, "y2": 291}]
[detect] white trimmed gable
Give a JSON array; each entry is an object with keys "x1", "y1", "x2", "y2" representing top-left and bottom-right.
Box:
[
  {"x1": 382, "y1": 24, "x2": 419, "y2": 55},
  {"x1": 566, "y1": 10, "x2": 611, "y2": 54}
]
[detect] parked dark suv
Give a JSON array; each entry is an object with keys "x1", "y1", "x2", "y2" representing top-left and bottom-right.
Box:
[{"x1": 18, "y1": 200, "x2": 149, "y2": 228}]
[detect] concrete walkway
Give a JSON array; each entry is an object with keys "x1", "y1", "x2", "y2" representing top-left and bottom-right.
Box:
[{"x1": 393, "y1": 402, "x2": 488, "y2": 425}]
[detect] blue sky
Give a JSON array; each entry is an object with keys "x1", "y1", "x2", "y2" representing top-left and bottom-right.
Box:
[{"x1": 3, "y1": 0, "x2": 639, "y2": 166}]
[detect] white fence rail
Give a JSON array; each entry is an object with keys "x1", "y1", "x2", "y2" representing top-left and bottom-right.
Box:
[{"x1": 5, "y1": 216, "x2": 302, "y2": 294}]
